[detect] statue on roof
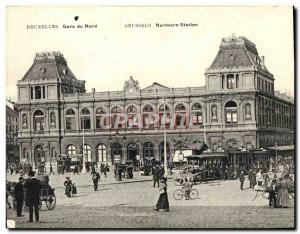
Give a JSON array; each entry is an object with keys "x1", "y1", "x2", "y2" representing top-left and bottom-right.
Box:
[{"x1": 123, "y1": 76, "x2": 140, "y2": 94}]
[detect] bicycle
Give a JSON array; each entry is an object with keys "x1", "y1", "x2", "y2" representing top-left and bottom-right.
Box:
[{"x1": 173, "y1": 187, "x2": 199, "y2": 200}]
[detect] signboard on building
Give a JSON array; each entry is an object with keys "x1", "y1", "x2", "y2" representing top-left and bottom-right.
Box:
[{"x1": 114, "y1": 155, "x2": 121, "y2": 162}]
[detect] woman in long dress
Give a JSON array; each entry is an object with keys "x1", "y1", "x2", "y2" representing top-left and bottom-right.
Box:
[
  {"x1": 154, "y1": 186, "x2": 169, "y2": 211},
  {"x1": 277, "y1": 177, "x2": 290, "y2": 208}
]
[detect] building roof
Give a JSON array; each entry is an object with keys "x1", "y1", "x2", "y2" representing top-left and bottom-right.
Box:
[
  {"x1": 6, "y1": 105, "x2": 17, "y2": 117},
  {"x1": 143, "y1": 82, "x2": 169, "y2": 91},
  {"x1": 209, "y1": 34, "x2": 270, "y2": 73},
  {"x1": 21, "y1": 51, "x2": 78, "y2": 82}
]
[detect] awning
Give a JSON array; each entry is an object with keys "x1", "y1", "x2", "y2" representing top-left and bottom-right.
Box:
[
  {"x1": 186, "y1": 142, "x2": 208, "y2": 151},
  {"x1": 184, "y1": 152, "x2": 227, "y2": 159},
  {"x1": 268, "y1": 145, "x2": 294, "y2": 151}
]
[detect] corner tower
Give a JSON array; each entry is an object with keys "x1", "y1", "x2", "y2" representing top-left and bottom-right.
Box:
[
  {"x1": 205, "y1": 34, "x2": 274, "y2": 95},
  {"x1": 16, "y1": 51, "x2": 85, "y2": 170}
]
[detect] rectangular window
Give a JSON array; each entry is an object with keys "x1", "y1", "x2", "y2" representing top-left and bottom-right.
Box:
[
  {"x1": 227, "y1": 75, "x2": 235, "y2": 89},
  {"x1": 81, "y1": 118, "x2": 91, "y2": 129}
]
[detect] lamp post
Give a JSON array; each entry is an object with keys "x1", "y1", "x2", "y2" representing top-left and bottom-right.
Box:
[
  {"x1": 275, "y1": 142, "x2": 278, "y2": 172},
  {"x1": 81, "y1": 117, "x2": 86, "y2": 173}
]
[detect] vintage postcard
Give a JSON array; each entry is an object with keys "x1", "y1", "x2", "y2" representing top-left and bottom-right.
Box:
[{"x1": 6, "y1": 6, "x2": 295, "y2": 229}]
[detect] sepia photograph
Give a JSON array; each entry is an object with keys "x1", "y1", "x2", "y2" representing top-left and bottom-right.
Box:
[{"x1": 5, "y1": 6, "x2": 295, "y2": 229}]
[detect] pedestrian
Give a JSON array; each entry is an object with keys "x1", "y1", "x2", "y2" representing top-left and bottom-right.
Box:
[
  {"x1": 6, "y1": 181, "x2": 12, "y2": 209},
  {"x1": 72, "y1": 183, "x2": 77, "y2": 197},
  {"x1": 92, "y1": 171, "x2": 100, "y2": 191},
  {"x1": 49, "y1": 164, "x2": 55, "y2": 175},
  {"x1": 24, "y1": 171, "x2": 42, "y2": 222},
  {"x1": 182, "y1": 178, "x2": 192, "y2": 200},
  {"x1": 15, "y1": 177, "x2": 25, "y2": 217},
  {"x1": 249, "y1": 169, "x2": 256, "y2": 189},
  {"x1": 64, "y1": 177, "x2": 72, "y2": 197},
  {"x1": 256, "y1": 169, "x2": 264, "y2": 187},
  {"x1": 103, "y1": 165, "x2": 107, "y2": 178},
  {"x1": 277, "y1": 176, "x2": 290, "y2": 208},
  {"x1": 153, "y1": 166, "x2": 160, "y2": 188},
  {"x1": 268, "y1": 179, "x2": 278, "y2": 208},
  {"x1": 239, "y1": 171, "x2": 245, "y2": 190},
  {"x1": 154, "y1": 186, "x2": 169, "y2": 212}
]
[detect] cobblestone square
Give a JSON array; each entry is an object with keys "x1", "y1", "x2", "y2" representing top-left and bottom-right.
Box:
[{"x1": 6, "y1": 172, "x2": 295, "y2": 229}]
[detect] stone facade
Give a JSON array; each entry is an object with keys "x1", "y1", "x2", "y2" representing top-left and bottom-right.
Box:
[{"x1": 15, "y1": 36, "x2": 294, "y2": 170}]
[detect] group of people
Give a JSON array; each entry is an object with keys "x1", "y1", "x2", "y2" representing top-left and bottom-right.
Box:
[
  {"x1": 7, "y1": 162, "x2": 33, "y2": 175},
  {"x1": 114, "y1": 164, "x2": 134, "y2": 181},
  {"x1": 63, "y1": 177, "x2": 77, "y2": 197},
  {"x1": 7, "y1": 171, "x2": 42, "y2": 223},
  {"x1": 239, "y1": 162, "x2": 294, "y2": 208}
]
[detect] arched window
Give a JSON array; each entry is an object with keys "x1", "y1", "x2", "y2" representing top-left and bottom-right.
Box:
[
  {"x1": 143, "y1": 142, "x2": 154, "y2": 162},
  {"x1": 143, "y1": 105, "x2": 154, "y2": 128},
  {"x1": 67, "y1": 145, "x2": 76, "y2": 155},
  {"x1": 96, "y1": 107, "x2": 108, "y2": 129},
  {"x1": 211, "y1": 105, "x2": 218, "y2": 121},
  {"x1": 225, "y1": 101, "x2": 238, "y2": 123},
  {"x1": 80, "y1": 108, "x2": 91, "y2": 129},
  {"x1": 127, "y1": 143, "x2": 139, "y2": 162},
  {"x1": 111, "y1": 106, "x2": 122, "y2": 129},
  {"x1": 66, "y1": 108, "x2": 76, "y2": 130},
  {"x1": 127, "y1": 105, "x2": 139, "y2": 128},
  {"x1": 82, "y1": 144, "x2": 92, "y2": 162},
  {"x1": 245, "y1": 103, "x2": 252, "y2": 120},
  {"x1": 191, "y1": 103, "x2": 202, "y2": 125},
  {"x1": 159, "y1": 104, "x2": 170, "y2": 129},
  {"x1": 50, "y1": 112, "x2": 56, "y2": 128},
  {"x1": 33, "y1": 110, "x2": 45, "y2": 131},
  {"x1": 175, "y1": 104, "x2": 186, "y2": 128},
  {"x1": 97, "y1": 144, "x2": 107, "y2": 162}
]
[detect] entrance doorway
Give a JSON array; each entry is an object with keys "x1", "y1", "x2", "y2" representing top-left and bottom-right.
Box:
[
  {"x1": 34, "y1": 145, "x2": 45, "y2": 170},
  {"x1": 127, "y1": 143, "x2": 139, "y2": 167},
  {"x1": 111, "y1": 143, "x2": 122, "y2": 164}
]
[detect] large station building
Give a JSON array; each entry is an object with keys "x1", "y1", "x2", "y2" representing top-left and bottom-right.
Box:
[{"x1": 15, "y1": 35, "x2": 294, "y2": 170}]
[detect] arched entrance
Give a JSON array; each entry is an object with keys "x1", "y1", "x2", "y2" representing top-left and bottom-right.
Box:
[
  {"x1": 34, "y1": 145, "x2": 45, "y2": 169},
  {"x1": 143, "y1": 142, "x2": 154, "y2": 165},
  {"x1": 127, "y1": 143, "x2": 139, "y2": 166},
  {"x1": 111, "y1": 143, "x2": 122, "y2": 164}
]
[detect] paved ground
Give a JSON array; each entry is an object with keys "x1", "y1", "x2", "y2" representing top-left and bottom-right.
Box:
[{"x1": 6, "y1": 172, "x2": 295, "y2": 229}]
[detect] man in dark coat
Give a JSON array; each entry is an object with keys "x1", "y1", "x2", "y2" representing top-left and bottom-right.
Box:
[
  {"x1": 249, "y1": 169, "x2": 256, "y2": 189},
  {"x1": 153, "y1": 166, "x2": 160, "y2": 187},
  {"x1": 92, "y1": 172, "x2": 100, "y2": 191},
  {"x1": 239, "y1": 171, "x2": 245, "y2": 190},
  {"x1": 15, "y1": 177, "x2": 24, "y2": 217},
  {"x1": 24, "y1": 171, "x2": 42, "y2": 222}
]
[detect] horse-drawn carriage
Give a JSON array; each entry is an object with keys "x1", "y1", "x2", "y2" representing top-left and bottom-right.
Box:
[
  {"x1": 172, "y1": 165, "x2": 209, "y2": 185},
  {"x1": 8, "y1": 175, "x2": 56, "y2": 211}
]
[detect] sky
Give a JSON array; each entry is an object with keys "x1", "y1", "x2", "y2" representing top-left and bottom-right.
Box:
[{"x1": 6, "y1": 6, "x2": 294, "y2": 101}]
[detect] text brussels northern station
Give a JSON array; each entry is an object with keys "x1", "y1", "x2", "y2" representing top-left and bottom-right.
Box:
[{"x1": 16, "y1": 35, "x2": 294, "y2": 172}]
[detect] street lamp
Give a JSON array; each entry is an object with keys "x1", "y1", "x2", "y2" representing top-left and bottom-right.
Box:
[{"x1": 275, "y1": 142, "x2": 278, "y2": 172}]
